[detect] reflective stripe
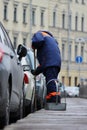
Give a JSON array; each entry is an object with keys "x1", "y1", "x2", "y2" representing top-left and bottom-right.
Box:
[
  {"x1": 41, "y1": 32, "x2": 50, "y2": 37},
  {"x1": 46, "y1": 92, "x2": 60, "y2": 99}
]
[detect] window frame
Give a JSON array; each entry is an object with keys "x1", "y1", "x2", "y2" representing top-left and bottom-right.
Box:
[
  {"x1": 32, "y1": 8, "x2": 36, "y2": 26},
  {"x1": 13, "y1": 6, "x2": 18, "y2": 22},
  {"x1": 40, "y1": 10, "x2": 44, "y2": 26},
  {"x1": 4, "y1": 4, "x2": 8, "y2": 20}
]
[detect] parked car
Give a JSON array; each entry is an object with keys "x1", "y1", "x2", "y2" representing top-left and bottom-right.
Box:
[
  {"x1": 0, "y1": 22, "x2": 27, "y2": 128},
  {"x1": 21, "y1": 56, "x2": 35, "y2": 115},
  {"x1": 58, "y1": 82, "x2": 67, "y2": 98},
  {"x1": 27, "y1": 49, "x2": 46, "y2": 110},
  {"x1": 65, "y1": 86, "x2": 79, "y2": 97}
]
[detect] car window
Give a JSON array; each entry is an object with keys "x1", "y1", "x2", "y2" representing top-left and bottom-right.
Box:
[
  {"x1": 0, "y1": 22, "x2": 15, "y2": 53},
  {"x1": 27, "y1": 50, "x2": 39, "y2": 70},
  {"x1": 0, "y1": 26, "x2": 6, "y2": 44},
  {"x1": 27, "y1": 52, "x2": 34, "y2": 69},
  {"x1": 26, "y1": 54, "x2": 33, "y2": 70},
  {"x1": 21, "y1": 56, "x2": 31, "y2": 71}
]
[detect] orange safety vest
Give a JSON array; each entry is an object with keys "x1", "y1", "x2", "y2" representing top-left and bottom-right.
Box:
[{"x1": 41, "y1": 32, "x2": 51, "y2": 37}]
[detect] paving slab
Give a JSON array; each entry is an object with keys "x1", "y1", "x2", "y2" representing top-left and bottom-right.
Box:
[{"x1": 4, "y1": 98, "x2": 87, "y2": 130}]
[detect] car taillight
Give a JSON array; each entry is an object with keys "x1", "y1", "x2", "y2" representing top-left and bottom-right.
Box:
[
  {"x1": 0, "y1": 48, "x2": 4, "y2": 62},
  {"x1": 24, "y1": 73, "x2": 29, "y2": 84}
]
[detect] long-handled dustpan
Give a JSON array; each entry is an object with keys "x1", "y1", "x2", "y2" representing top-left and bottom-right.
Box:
[
  {"x1": 45, "y1": 102, "x2": 66, "y2": 111},
  {"x1": 45, "y1": 80, "x2": 66, "y2": 111}
]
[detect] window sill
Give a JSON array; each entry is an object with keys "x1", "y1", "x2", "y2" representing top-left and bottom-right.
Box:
[
  {"x1": 23, "y1": 22, "x2": 27, "y2": 25},
  {"x1": 13, "y1": 21, "x2": 18, "y2": 23},
  {"x1": 3, "y1": 19, "x2": 8, "y2": 21}
]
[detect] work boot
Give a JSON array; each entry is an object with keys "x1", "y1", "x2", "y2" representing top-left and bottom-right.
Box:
[
  {"x1": 47, "y1": 96, "x2": 56, "y2": 103},
  {"x1": 47, "y1": 96, "x2": 61, "y2": 103}
]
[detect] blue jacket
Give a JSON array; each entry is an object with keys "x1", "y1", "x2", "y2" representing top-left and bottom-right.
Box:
[{"x1": 32, "y1": 31, "x2": 61, "y2": 74}]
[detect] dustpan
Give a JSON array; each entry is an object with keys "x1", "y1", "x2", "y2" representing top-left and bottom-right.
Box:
[
  {"x1": 45, "y1": 102, "x2": 66, "y2": 111},
  {"x1": 45, "y1": 79, "x2": 67, "y2": 111}
]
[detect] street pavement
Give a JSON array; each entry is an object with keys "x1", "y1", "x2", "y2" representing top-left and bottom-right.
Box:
[{"x1": 4, "y1": 98, "x2": 87, "y2": 130}]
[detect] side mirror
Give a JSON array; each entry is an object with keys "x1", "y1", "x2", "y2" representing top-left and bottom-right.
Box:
[{"x1": 17, "y1": 44, "x2": 27, "y2": 60}]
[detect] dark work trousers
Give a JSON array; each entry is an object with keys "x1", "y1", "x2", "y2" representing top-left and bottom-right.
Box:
[{"x1": 43, "y1": 67, "x2": 60, "y2": 95}]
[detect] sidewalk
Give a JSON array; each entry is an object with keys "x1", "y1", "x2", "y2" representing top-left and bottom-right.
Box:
[{"x1": 4, "y1": 98, "x2": 87, "y2": 130}]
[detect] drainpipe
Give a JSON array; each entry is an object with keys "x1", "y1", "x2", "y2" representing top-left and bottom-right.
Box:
[
  {"x1": 67, "y1": 0, "x2": 70, "y2": 85},
  {"x1": 29, "y1": 0, "x2": 32, "y2": 43}
]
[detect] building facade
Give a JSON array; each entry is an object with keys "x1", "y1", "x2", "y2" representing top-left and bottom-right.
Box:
[{"x1": 0, "y1": 0, "x2": 87, "y2": 86}]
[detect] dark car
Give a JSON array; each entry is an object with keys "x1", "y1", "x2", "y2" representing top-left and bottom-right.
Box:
[{"x1": 0, "y1": 22, "x2": 27, "y2": 128}]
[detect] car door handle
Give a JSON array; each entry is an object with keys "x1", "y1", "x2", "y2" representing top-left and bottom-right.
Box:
[
  {"x1": 10, "y1": 55, "x2": 14, "y2": 59},
  {"x1": 17, "y1": 60, "x2": 21, "y2": 65}
]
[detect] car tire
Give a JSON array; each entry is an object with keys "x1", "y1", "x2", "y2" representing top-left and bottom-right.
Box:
[
  {"x1": 19, "y1": 98, "x2": 24, "y2": 119},
  {"x1": 19, "y1": 83, "x2": 25, "y2": 119},
  {"x1": 31, "y1": 88, "x2": 36, "y2": 113},
  {"x1": 11, "y1": 95, "x2": 24, "y2": 122},
  {"x1": 6, "y1": 87, "x2": 10, "y2": 125},
  {"x1": 0, "y1": 86, "x2": 10, "y2": 129}
]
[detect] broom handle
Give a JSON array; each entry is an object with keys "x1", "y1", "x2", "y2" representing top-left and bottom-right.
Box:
[{"x1": 34, "y1": 49, "x2": 37, "y2": 111}]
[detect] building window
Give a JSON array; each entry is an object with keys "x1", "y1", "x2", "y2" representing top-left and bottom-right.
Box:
[
  {"x1": 82, "y1": 0, "x2": 85, "y2": 4},
  {"x1": 62, "y1": 43, "x2": 65, "y2": 60},
  {"x1": 62, "y1": 76, "x2": 65, "y2": 84},
  {"x1": 4, "y1": 5, "x2": 8, "y2": 20},
  {"x1": 23, "y1": 38, "x2": 26, "y2": 46},
  {"x1": 75, "y1": 77, "x2": 77, "y2": 86},
  {"x1": 32, "y1": 9, "x2": 35, "y2": 26},
  {"x1": 40, "y1": 10, "x2": 44, "y2": 26},
  {"x1": 69, "y1": 77, "x2": 71, "y2": 86},
  {"x1": 53, "y1": 12, "x2": 56, "y2": 27},
  {"x1": 75, "y1": 0, "x2": 78, "y2": 3},
  {"x1": 75, "y1": 45, "x2": 78, "y2": 59},
  {"x1": 13, "y1": 37, "x2": 17, "y2": 49},
  {"x1": 81, "y1": 46, "x2": 84, "y2": 57},
  {"x1": 62, "y1": 14, "x2": 65, "y2": 28},
  {"x1": 69, "y1": 14, "x2": 72, "y2": 30},
  {"x1": 13, "y1": 7, "x2": 17, "y2": 22},
  {"x1": 69, "y1": 44, "x2": 71, "y2": 61},
  {"x1": 81, "y1": 17, "x2": 84, "y2": 32},
  {"x1": 75, "y1": 16, "x2": 78, "y2": 31},
  {"x1": 23, "y1": 8, "x2": 26, "y2": 24}
]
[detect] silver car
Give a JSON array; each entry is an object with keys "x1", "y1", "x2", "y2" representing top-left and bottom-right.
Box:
[
  {"x1": 21, "y1": 56, "x2": 35, "y2": 115},
  {"x1": 27, "y1": 49, "x2": 46, "y2": 110},
  {"x1": 0, "y1": 22, "x2": 27, "y2": 128}
]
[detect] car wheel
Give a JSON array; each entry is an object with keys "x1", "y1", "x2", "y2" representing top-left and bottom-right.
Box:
[
  {"x1": 0, "y1": 86, "x2": 10, "y2": 128},
  {"x1": 37, "y1": 97, "x2": 44, "y2": 110},
  {"x1": 31, "y1": 88, "x2": 36, "y2": 113},
  {"x1": 6, "y1": 87, "x2": 10, "y2": 125},
  {"x1": 19, "y1": 98, "x2": 23, "y2": 119},
  {"x1": 19, "y1": 83, "x2": 25, "y2": 119},
  {"x1": 13, "y1": 95, "x2": 24, "y2": 121}
]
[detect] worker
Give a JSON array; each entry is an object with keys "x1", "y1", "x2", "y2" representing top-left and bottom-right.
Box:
[{"x1": 31, "y1": 30, "x2": 61, "y2": 103}]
